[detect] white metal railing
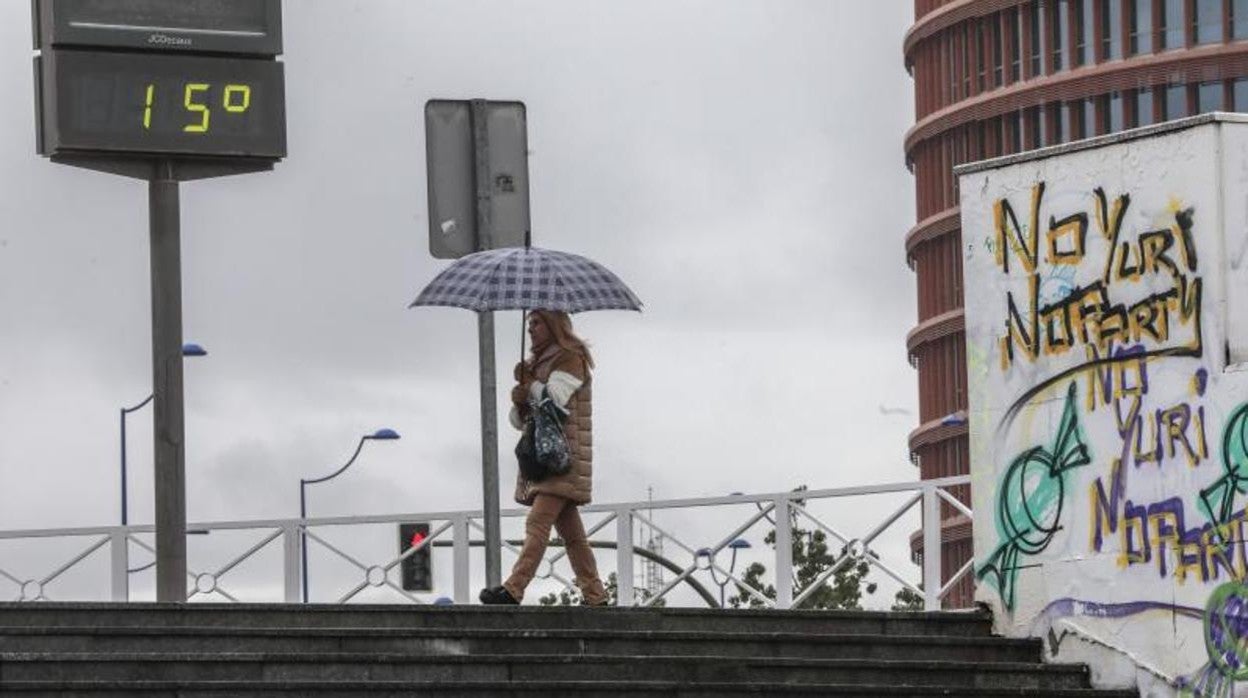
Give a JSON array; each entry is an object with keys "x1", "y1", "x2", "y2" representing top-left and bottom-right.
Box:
[{"x1": 0, "y1": 475, "x2": 972, "y2": 610}]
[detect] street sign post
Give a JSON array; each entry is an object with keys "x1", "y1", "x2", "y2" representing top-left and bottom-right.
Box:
[
  {"x1": 32, "y1": 0, "x2": 286, "y2": 603},
  {"x1": 425, "y1": 99, "x2": 531, "y2": 588}
]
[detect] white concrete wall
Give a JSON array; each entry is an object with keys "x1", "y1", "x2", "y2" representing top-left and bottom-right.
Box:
[{"x1": 961, "y1": 116, "x2": 1248, "y2": 695}]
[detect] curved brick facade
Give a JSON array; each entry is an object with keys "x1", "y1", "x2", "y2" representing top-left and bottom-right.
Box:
[{"x1": 905, "y1": 0, "x2": 1248, "y2": 607}]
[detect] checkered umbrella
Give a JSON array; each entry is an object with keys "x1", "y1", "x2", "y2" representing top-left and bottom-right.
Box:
[{"x1": 409, "y1": 246, "x2": 642, "y2": 313}]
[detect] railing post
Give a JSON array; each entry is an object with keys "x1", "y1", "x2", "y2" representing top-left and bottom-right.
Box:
[
  {"x1": 283, "y1": 523, "x2": 301, "y2": 603},
  {"x1": 923, "y1": 485, "x2": 941, "y2": 611},
  {"x1": 616, "y1": 508, "x2": 634, "y2": 607},
  {"x1": 775, "y1": 497, "x2": 793, "y2": 609},
  {"x1": 110, "y1": 530, "x2": 129, "y2": 602},
  {"x1": 453, "y1": 515, "x2": 470, "y2": 604}
]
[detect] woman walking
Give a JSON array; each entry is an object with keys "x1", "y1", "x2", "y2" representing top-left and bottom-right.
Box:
[{"x1": 479, "y1": 310, "x2": 608, "y2": 606}]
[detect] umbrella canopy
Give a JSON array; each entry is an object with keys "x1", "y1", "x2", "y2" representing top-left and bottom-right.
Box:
[{"x1": 409, "y1": 246, "x2": 642, "y2": 313}]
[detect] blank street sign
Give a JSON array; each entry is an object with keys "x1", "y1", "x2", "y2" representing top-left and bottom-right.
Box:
[{"x1": 425, "y1": 100, "x2": 530, "y2": 259}]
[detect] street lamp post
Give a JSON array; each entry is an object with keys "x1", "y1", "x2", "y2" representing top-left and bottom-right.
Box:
[
  {"x1": 299, "y1": 428, "x2": 401, "y2": 603},
  {"x1": 119, "y1": 342, "x2": 207, "y2": 526},
  {"x1": 699, "y1": 538, "x2": 752, "y2": 608}
]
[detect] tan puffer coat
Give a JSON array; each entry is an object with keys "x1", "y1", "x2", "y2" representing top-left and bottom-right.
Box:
[{"x1": 513, "y1": 349, "x2": 593, "y2": 505}]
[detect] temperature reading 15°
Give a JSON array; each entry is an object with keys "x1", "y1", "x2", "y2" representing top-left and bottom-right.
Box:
[{"x1": 141, "y1": 83, "x2": 254, "y2": 134}]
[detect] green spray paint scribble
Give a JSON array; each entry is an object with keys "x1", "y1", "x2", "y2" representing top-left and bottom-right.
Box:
[
  {"x1": 977, "y1": 382, "x2": 1091, "y2": 611},
  {"x1": 1179, "y1": 404, "x2": 1248, "y2": 694},
  {"x1": 1199, "y1": 404, "x2": 1248, "y2": 536}
]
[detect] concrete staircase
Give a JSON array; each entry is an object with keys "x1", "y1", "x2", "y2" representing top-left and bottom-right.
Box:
[{"x1": 0, "y1": 603, "x2": 1136, "y2": 696}]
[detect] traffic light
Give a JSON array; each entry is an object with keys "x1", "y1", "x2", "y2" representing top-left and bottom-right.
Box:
[{"x1": 399, "y1": 523, "x2": 433, "y2": 592}]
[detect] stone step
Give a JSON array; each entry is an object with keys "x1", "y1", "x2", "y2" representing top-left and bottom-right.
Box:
[
  {"x1": 0, "y1": 680, "x2": 1143, "y2": 697},
  {"x1": 0, "y1": 603, "x2": 993, "y2": 636},
  {"x1": 0, "y1": 626, "x2": 1042, "y2": 662},
  {"x1": 0, "y1": 653, "x2": 1094, "y2": 689}
]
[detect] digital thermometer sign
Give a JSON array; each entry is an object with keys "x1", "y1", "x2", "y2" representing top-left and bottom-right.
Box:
[
  {"x1": 30, "y1": 3, "x2": 286, "y2": 602},
  {"x1": 37, "y1": 49, "x2": 286, "y2": 159}
]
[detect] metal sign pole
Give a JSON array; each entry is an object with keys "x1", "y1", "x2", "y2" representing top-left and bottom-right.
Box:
[
  {"x1": 149, "y1": 160, "x2": 188, "y2": 602},
  {"x1": 471, "y1": 100, "x2": 502, "y2": 588}
]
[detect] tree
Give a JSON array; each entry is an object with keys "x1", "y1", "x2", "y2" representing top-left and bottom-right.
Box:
[
  {"x1": 537, "y1": 572, "x2": 666, "y2": 607},
  {"x1": 725, "y1": 488, "x2": 924, "y2": 611},
  {"x1": 891, "y1": 585, "x2": 925, "y2": 611},
  {"x1": 726, "y1": 524, "x2": 879, "y2": 610}
]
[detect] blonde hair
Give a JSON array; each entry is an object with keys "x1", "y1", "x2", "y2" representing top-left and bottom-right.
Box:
[{"x1": 531, "y1": 309, "x2": 594, "y2": 369}]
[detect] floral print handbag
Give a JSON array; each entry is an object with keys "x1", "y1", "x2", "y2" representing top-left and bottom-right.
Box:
[{"x1": 515, "y1": 389, "x2": 571, "y2": 481}]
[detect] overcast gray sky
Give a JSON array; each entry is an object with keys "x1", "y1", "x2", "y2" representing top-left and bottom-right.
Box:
[{"x1": 0, "y1": 1, "x2": 918, "y2": 597}]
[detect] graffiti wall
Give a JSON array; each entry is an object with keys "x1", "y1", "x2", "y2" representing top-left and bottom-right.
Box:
[{"x1": 961, "y1": 115, "x2": 1248, "y2": 695}]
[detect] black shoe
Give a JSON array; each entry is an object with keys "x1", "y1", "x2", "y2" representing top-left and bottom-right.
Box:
[{"x1": 479, "y1": 586, "x2": 519, "y2": 605}]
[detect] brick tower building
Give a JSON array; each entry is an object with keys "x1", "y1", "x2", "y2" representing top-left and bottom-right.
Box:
[{"x1": 904, "y1": 0, "x2": 1248, "y2": 606}]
